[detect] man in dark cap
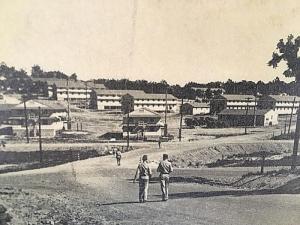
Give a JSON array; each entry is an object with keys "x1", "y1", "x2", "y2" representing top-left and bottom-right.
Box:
[
  {"x1": 133, "y1": 155, "x2": 152, "y2": 203},
  {"x1": 157, "y1": 154, "x2": 173, "y2": 201}
]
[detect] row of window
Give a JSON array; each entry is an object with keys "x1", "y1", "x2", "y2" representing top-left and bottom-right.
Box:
[
  {"x1": 58, "y1": 92, "x2": 90, "y2": 95},
  {"x1": 276, "y1": 101, "x2": 299, "y2": 104},
  {"x1": 275, "y1": 107, "x2": 297, "y2": 111},
  {"x1": 98, "y1": 98, "x2": 177, "y2": 102},
  {"x1": 228, "y1": 100, "x2": 256, "y2": 103},
  {"x1": 104, "y1": 106, "x2": 121, "y2": 110}
]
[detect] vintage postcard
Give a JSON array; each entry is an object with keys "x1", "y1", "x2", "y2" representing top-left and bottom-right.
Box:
[{"x1": 0, "y1": 0, "x2": 299, "y2": 224}]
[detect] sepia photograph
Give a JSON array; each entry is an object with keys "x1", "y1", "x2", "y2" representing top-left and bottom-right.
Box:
[{"x1": 1, "y1": 0, "x2": 300, "y2": 224}]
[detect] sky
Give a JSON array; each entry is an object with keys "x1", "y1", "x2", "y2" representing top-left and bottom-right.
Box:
[{"x1": 0, "y1": 0, "x2": 300, "y2": 85}]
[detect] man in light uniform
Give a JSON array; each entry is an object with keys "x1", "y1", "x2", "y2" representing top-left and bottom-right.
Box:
[
  {"x1": 157, "y1": 154, "x2": 173, "y2": 201},
  {"x1": 115, "y1": 149, "x2": 122, "y2": 166},
  {"x1": 134, "y1": 155, "x2": 152, "y2": 203}
]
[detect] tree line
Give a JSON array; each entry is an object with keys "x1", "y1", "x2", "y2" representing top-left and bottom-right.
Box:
[{"x1": 0, "y1": 62, "x2": 297, "y2": 100}]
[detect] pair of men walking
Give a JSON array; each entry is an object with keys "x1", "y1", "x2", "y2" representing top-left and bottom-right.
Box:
[{"x1": 134, "y1": 154, "x2": 173, "y2": 203}]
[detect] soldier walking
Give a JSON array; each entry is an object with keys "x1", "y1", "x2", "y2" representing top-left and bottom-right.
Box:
[
  {"x1": 133, "y1": 155, "x2": 152, "y2": 203},
  {"x1": 157, "y1": 154, "x2": 173, "y2": 201},
  {"x1": 115, "y1": 149, "x2": 122, "y2": 166}
]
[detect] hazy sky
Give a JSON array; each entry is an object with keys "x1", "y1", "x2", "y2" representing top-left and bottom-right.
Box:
[{"x1": 1, "y1": 0, "x2": 300, "y2": 85}]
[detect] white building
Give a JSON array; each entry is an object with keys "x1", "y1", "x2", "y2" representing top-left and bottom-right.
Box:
[
  {"x1": 31, "y1": 78, "x2": 106, "y2": 108},
  {"x1": 211, "y1": 94, "x2": 257, "y2": 114},
  {"x1": 258, "y1": 95, "x2": 300, "y2": 115},
  {"x1": 96, "y1": 89, "x2": 178, "y2": 113},
  {"x1": 182, "y1": 102, "x2": 210, "y2": 115},
  {"x1": 0, "y1": 99, "x2": 67, "y2": 138}
]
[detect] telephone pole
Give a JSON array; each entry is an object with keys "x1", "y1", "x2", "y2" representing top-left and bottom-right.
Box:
[
  {"x1": 244, "y1": 97, "x2": 251, "y2": 134},
  {"x1": 23, "y1": 100, "x2": 30, "y2": 143},
  {"x1": 292, "y1": 107, "x2": 300, "y2": 170},
  {"x1": 178, "y1": 97, "x2": 184, "y2": 141},
  {"x1": 291, "y1": 85, "x2": 300, "y2": 170},
  {"x1": 67, "y1": 78, "x2": 71, "y2": 130},
  {"x1": 38, "y1": 107, "x2": 43, "y2": 164},
  {"x1": 253, "y1": 96, "x2": 257, "y2": 127},
  {"x1": 164, "y1": 89, "x2": 168, "y2": 137},
  {"x1": 85, "y1": 81, "x2": 88, "y2": 110},
  {"x1": 127, "y1": 111, "x2": 130, "y2": 150}
]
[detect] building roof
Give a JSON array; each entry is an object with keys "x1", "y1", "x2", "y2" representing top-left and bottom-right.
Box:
[
  {"x1": 0, "y1": 93, "x2": 22, "y2": 104},
  {"x1": 218, "y1": 109, "x2": 272, "y2": 116},
  {"x1": 184, "y1": 102, "x2": 210, "y2": 108},
  {"x1": 96, "y1": 89, "x2": 145, "y2": 96},
  {"x1": 134, "y1": 93, "x2": 177, "y2": 100},
  {"x1": 96, "y1": 89, "x2": 177, "y2": 100},
  {"x1": 217, "y1": 94, "x2": 256, "y2": 101},
  {"x1": 14, "y1": 99, "x2": 67, "y2": 111},
  {"x1": 31, "y1": 77, "x2": 105, "y2": 90},
  {"x1": 86, "y1": 81, "x2": 106, "y2": 90},
  {"x1": 127, "y1": 107, "x2": 161, "y2": 118},
  {"x1": 268, "y1": 95, "x2": 300, "y2": 102},
  {"x1": 0, "y1": 104, "x2": 17, "y2": 111}
]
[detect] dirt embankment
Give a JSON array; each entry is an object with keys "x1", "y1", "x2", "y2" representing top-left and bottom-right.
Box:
[
  {"x1": 170, "y1": 142, "x2": 293, "y2": 168},
  {"x1": 231, "y1": 169, "x2": 300, "y2": 190}
]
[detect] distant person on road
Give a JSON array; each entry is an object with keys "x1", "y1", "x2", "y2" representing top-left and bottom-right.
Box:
[
  {"x1": 1, "y1": 140, "x2": 6, "y2": 148},
  {"x1": 157, "y1": 154, "x2": 173, "y2": 201},
  {"x1": 133, "y1": 155, "x2": 152, "y2": 203},
  {"x1": 116, "y1": 149, "x2": 122, "y2": 166},
  {"x1": 158, "y1": 138, "x2": 161, "y2": 149}
]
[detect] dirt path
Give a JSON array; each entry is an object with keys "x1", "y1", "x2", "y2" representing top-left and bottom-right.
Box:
[{"x1": 1, "y1": 134, "x2": 300, "y2": 224}]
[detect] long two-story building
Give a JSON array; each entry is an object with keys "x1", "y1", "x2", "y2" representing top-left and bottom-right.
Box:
[
  {"x1": 258, "y1": 95, "x2": 300, "y2": 115},
  {"x1": 210, "y1": 94, "x2": 257, "y2": 114},
  {"x1": 96, "y1": 89, "x2": 178, "y2": 113},
  {"x1": 31, "y1": 78, "x2": 106, "y2": 108}
]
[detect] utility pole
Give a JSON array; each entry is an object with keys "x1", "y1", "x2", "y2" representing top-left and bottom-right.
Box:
[
  {"x1": 244, "y1": 97, "x2": 251, "y2": 135},
  {"x1": 85, "y1": 81, "x2": 88, "y2": 110},
  {"x1": 164, "y1": 89, "x2": 168, "y2": 137},
  {"x1": 178, "y1": 97, "x2": 184, "y2": 141},
  {"x1": 67, "y1": 78, "x2": 71, "y2": 130},
  {"x1": 288, "y1": 97, "x2": 296, "y2": 134},
  {"x1": 292, "y1": 82, "x2": 300, "y2": 170},
  {"x1": 253, "y1": 96, "x2": 257, "y2": 127},
  {"x1": 127, "y1": 111, "x2": 130, "y2": 150},
  {"x1": 284, "y1": 114, "x2": 288, "y2": 134},
  {"x1": 23, "y1": 99, "x2": 30, "y2": 143},
  {"x1": 292, "y1": 107, "x2": 300, "y2": 170},
  {"x1": 38, "y1": 106, "x2": 43, "y2": 164}
]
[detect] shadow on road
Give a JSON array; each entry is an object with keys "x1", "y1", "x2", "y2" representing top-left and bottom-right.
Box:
[
  {"x1": 127, "y1": 176, "x2": 224, "y2": 185},
  {"x1": 98, "y1": 200, "x2": 162, "y2": 206},
  {"x1": 158, "y1": 180, "x2": 300, "y2": 200}
]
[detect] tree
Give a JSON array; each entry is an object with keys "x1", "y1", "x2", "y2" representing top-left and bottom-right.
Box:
[
  {"x1": 51, "y1": 84, "x2": 58, "y2": 100},
  {"x1": 89, "y1": 89, "x2": 98, "y2": 109},
  {"x1": 204, "y1": 88, "x2": 213, "y2": 100},
  {"x1": 268, "y1": 34, "x2": 300, "y2": 170},
  {"x1": 121, "y1": 94, "x2": 134, "y2": 114},
  {"x1": 70, "y1": 73, "x2": 77, "y2": 81},
  {"x1": 120, "y1": 94, "x2": 134, "y2": 150},
  {"x1": 31, "y1": 65, "x2": 43, "y2": 78}
]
